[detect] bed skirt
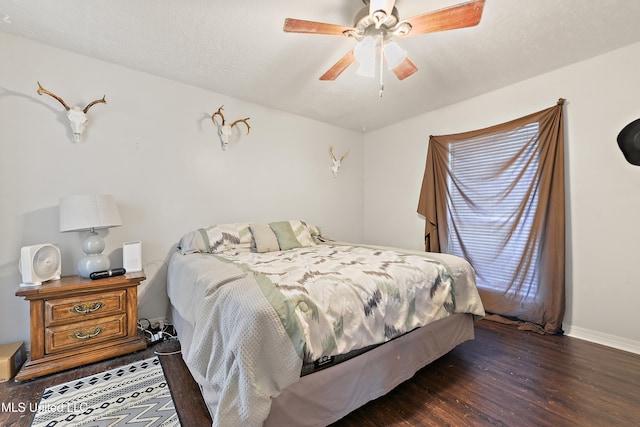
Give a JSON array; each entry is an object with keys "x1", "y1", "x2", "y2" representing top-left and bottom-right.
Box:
[{"x1": 172, "y1": 309, "x2": 475, "y2": 427}]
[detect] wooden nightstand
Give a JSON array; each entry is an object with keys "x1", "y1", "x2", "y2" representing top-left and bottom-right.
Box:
[{"x1": 14, "y1": 271, "x2": 147, "y2": 381}]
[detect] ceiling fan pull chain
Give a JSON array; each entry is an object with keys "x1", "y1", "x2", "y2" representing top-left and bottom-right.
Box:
[{"x1": 379, "y1": 33, "x2": 384, "y2": 98}]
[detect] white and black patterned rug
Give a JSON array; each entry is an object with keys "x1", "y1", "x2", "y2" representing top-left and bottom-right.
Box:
[{"x1": 31, "y1": 357, "x2": 180, "y2": 427}]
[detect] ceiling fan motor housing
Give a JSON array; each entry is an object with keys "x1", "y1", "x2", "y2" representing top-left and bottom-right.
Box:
[{"x1": 351, "y1": 3, "x2": 410, "y2": 42}]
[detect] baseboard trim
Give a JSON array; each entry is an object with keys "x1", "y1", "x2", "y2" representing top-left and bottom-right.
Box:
[{"x1": 564, "y1": 325, "x2": 640, "y2": 355}]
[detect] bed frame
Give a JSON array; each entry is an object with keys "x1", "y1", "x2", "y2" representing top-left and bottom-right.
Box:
[{"x1": 172, "y1": 309, "x2": 475, "y2": 427}]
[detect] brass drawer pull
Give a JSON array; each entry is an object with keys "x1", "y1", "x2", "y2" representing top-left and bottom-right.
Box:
[
  {"x1": 69, "y1": 302, "x2": 105, "y2": 315},
  {"x1": 70, "y1": 327, "x2": 104, "y2": 340}
]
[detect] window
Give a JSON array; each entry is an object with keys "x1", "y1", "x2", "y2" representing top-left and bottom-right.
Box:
[
  {"x1": 417, "y1": 101, "x2": 566, "y2": 333},
  {"x1": 447, "y1": 124, "x2": 540, "y2": 300}
]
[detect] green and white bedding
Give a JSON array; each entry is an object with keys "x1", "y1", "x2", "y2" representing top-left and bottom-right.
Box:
[
  {"x1": 168, "y1": 223, "x2": 484, "y2": 427},
  {"x1": 216, "y1": 243, "x2": 477, "y2": 363}
]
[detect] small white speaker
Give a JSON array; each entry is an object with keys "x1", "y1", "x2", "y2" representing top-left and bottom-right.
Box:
[{"x1": 123, "y1": 241, "x2": 142, "y2": 273}]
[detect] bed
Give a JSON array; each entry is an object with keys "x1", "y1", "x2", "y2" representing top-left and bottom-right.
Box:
[{"x1": 167, "y1": 220, "x2": 485, "y2": 427}]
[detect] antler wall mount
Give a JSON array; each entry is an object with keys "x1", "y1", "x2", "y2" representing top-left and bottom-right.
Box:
[
  {"x1": 211, "y1": 106, "x2": 251, "y2": 150},
  {"x1": 330, "y1": 145, "x2": 350, "y2": 178},
  {"x1": 37, "y1": 82, "x2": 106, "y2": 142}
]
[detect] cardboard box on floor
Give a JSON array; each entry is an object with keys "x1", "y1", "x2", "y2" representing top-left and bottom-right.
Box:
[{"x1": 0, "y1": 341, "x2": 26, "y2": 382}]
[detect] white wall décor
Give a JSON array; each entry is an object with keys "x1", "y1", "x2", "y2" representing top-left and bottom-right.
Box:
[
  {"x1": 329, "y1": 145, "x2": 349, "y2": 178},
  {"x1": 36, "y1": 82, "x2": 106, "y2": 143},
  {"x1": 211, "y1": 105, "x2": 251, "y2": 150}
]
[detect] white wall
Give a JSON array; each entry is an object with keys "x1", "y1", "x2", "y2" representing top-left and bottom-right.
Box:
[
  {"x1": 0, "y1": 33, "x2": 364, "y2": 347},
  {"x1": 364, "y1": 41, "x2": 640, "y2": 354}
]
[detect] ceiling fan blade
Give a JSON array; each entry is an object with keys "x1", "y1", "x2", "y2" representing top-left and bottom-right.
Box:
[
  {"x1": 320, "y1": 50, "x2": 356, "y2": 81},
  {"x1": 391, "y1": 56, "x2": 418, "y2": 80},
  {"x1": 283, "y1": 18, "x2": 354, "y2": 36},
  {"x1": 402, "y1": 0, "x2": 485, "y2": 37}
]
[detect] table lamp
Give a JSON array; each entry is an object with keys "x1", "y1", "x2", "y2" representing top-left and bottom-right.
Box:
[{"x1": 59, "y1": 194, "x2": 122, "y2": 278}]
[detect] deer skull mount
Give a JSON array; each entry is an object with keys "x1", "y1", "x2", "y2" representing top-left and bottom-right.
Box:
[
  {"x1": 211, "y1": 106, "x2": 251, "y2": 150},
  {"x1": 330, "y1": 145, "x2": 350, "y2": 178},
  {"x1": 37, "y1": 82, "x2": 106, "y2": 143}
]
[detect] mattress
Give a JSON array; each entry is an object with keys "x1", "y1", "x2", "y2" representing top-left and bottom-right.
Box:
[{"x1": 172, "y1": 308, "x2": 475, "y2": 426}]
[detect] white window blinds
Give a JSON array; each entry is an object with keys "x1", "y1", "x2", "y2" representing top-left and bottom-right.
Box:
[{"x1": 447, "y1": 123, "x2": 541, "y2": 299}]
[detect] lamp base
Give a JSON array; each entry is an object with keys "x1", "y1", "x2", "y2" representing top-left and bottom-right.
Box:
[
  {"x1": 77, "y1": 255, "x2": 110, "y2": 278},
  {"x1": 77, "y1": 230, "x2": 110, "y2": 278}
]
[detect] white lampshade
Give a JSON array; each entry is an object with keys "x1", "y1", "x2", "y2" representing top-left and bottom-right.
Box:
[
  {"x1": 60, "y1": 194, "x2": 122, "y2": 232},
  {"x1": 354, "y1": 36, "x2": 376, "y2": 78},
  {"x1": 59, "y1": 194, "x2": 122, "y2": 278},
  {"x1": 384, "y1": 41, "x2": 407, "y2": 69}
]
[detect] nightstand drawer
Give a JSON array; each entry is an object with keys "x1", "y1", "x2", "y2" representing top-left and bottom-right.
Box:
[
  {"x1": 45, "y1": 314, "x2": 127, "y2": 354},
  {"x1": 45, "y1": 290, "x2": 126, "y2": 327}
]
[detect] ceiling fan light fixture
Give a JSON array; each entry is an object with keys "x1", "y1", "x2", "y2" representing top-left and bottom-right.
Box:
[
  {"x1": 384, "y1": 41, "x2": 407, "y2": 69},
  {"x1": 354, "y1": 36, "x2": 376, "y2": 77}
]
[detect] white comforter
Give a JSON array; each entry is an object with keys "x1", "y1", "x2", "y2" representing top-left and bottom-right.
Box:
[
  {"x1": 168, "y1": 253, "x2": 302, "y2": 426},
  {"x1": 167, "y1": 243, "x2": 484, "y2": 426}
]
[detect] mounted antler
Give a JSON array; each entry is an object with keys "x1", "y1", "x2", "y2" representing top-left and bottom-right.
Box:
[
  {"x1": 37, "y1": 82, "x2": 70, "y2": 110},
  {"x1": 212, "y1": 106, "x2": 226, "y2": 126},
  {"x1": 329, "y1": 145, "x2": 350, "y2": 178},
  {"x1": 83, "y1": 95, "x2": 107, "y2": 113},
  {"x1": 211, "y1": 105, "x2": 251, "y2": 150},
  {"x1": 230, "y1": 117, "x2": 251, "y2": 135},
  {"x1": 37, "y1": 82, "x2": 107, "y2": 142}
]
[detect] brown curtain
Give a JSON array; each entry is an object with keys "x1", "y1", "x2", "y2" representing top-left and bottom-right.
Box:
[{"x1": 417, "y1": 100, "x2": 565, "y2": 334}]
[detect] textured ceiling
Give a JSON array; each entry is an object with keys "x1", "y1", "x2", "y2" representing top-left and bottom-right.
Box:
[{"x1": 2, "y1": 0, "x2": 640, "y2": 132}]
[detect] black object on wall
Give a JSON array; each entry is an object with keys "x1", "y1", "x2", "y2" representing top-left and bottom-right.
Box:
[{"x1": 617, "y1": 118, "x2": 640, "y2": 166}]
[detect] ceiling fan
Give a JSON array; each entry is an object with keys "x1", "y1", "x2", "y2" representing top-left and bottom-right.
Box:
[{"x1": 283, "y1": 0, "x2": 485, "y2": 83}]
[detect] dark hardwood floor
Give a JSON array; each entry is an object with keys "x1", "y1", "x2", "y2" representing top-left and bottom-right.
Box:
[
  {"x1": 332, "y1": 320, "x2": 640, "y2": 427},
  {"x1": 1, "y1": 320, "x2": 639, "y2": 426}
]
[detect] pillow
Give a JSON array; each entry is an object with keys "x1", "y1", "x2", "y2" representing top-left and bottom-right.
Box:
[
  {"x1": 250, "y1": 223, "x2": 280, "y2": 253},
  {"x1": 178, "y1": 229, "x2": 207, "y2": 254},
  {"x1": 269, "y1": 220, "x2": 316, "y2": 250},
  {"x1": 178, "y1": 223, "x2": 253, "y2": 254},
  {"x1": 269, "y1": 221, "x2": 301, "y2": 251},
  {"x1": 306, "y1": 223, "x2": 322, "y2": 240},
  {"x1": 291, "y1": 220, "x2": 316, "y2": 247}
]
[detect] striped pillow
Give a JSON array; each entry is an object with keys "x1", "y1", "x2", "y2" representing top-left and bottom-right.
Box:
[{"x1": 179, "y1": 223, "x2": 253, "y2": 254}]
